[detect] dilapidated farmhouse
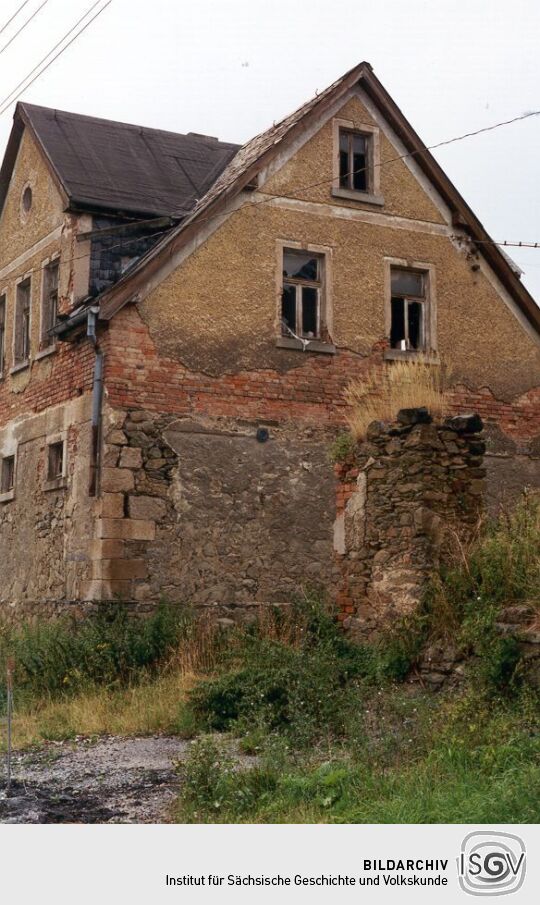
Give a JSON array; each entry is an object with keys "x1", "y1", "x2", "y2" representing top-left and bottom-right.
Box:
[{"x1": 0, "y1": 61, "x2": 539, "y2": 622}]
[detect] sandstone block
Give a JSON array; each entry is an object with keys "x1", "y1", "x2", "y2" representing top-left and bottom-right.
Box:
[
  {"x1": 128, "y1": 495, "x2": 167, "y2": 521},
  {"x1": 96, "y1": 518, "x2": 156, "y2": 540},
  {"x1": 119, "y1": 447, "x2": 143, "y2": 469},
  {"x1": 107, "y1": 430, "x2": 128, "y2": 445},
  {"x1": 93, "y1": 559, "x2": 148, "y2": 580},
  {"x1": 101, "y1": 467, "x2": 135, "y2": 493},
  {"x1": 89, "y1": 538, "x2": 125, "y2": 560},
  {"x1": 100, "y1": 493, "x2": 125, "y2": 519}
]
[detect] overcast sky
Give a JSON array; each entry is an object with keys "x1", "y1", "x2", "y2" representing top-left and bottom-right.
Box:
[{"x1": 1, "y1": 0, "x2": 539, "y2": 301}]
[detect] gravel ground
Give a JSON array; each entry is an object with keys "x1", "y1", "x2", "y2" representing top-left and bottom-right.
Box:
[{"x1": 0, "y1": 736, "x2": 191, "y2": 824}]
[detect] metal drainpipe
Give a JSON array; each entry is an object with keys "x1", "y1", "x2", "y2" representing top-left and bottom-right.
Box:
[{"x1": 87, "y1": 307, "x2": 103, "y2": 497}]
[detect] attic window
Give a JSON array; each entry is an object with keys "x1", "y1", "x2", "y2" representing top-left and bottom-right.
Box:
[
  {"x1": 390, "y1": 268, "x2": 429, "y2": 351},
  {"x1": 281, "y1": 249, "x2": 324, "y2": 341},
  {"x1": 22, "y1": 186, "x2": 32, "y2": 213},
  {"x1": 339, "y1": 129, "x2": 370, "y2": 192}
]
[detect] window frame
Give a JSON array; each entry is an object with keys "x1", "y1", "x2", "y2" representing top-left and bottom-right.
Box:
[
  {"x1": 384, "y1": 258, "x2": 438, "y2": 361},
  {"x1": 332, "y1": 118, "x2": 383, "y2": 206},
  {"x1": 0, "y1": 451, "x2": 16, "y2": 502},
  {"x1": 44, "y1": 435, "x2": 67, "y2": 491},
  {"x1": 275, "y1": 241, "x2": 335, "y2": 354},
  {"x1": 12, "y1": 274, "x2": 32, "y2": 370},
  {"x1": 39, "y1": 257, "x2": 59, "y2": 353}
]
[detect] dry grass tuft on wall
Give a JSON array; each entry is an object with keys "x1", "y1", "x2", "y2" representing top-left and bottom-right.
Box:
[{"x1": 345, "y1": 357, "x2": 451, "y2": 440}]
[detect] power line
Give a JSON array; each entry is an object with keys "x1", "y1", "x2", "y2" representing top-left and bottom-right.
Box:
[
  {"x1": 0, "y1": 0, "x2": 112, "y2": 118},
  {"x1": 454, "y1": 238, "x2": 540, "y2": 249},
  {"x1": 0, "y1": 0, "x2": 49, "y2": 58},
  {"x1": 0, "y1": 0, "x2": 31, "y2": 35}
]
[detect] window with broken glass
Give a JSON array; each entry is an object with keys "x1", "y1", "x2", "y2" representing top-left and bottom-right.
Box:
[
  {"x1": 1, "y1": 455, "x2": 15, "y2": 493},
  {"x1": 14, "y1": 278, "x2": 31, "y2": 364},
  {"x1": 281, "y1": 249, "x2": 323, "y2": 341},
  {"x1": 390, "y1": 268, "x2": 429, "y2": 352},
  {"x1": 41, "y1": 260, "x2": 59, "y2": 349},
  {"x1": 0, "y1": 295, "x2": 5, "y2": 375},
  {"x1": 47, "y1": 441, "x2": 64, "y2": 482},
  {"x1": 339, "y1": 129, "x2": 370, "y2": 193}
]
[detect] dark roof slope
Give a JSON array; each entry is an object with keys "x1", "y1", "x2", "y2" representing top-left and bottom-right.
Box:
[{"x1": 0, "y1": 103, "x2": 240, "y2": 218}]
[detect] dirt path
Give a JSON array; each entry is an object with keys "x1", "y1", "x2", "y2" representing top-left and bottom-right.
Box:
[{"x1": 0, "y1": 736, "x2": 190, "y2": 823}]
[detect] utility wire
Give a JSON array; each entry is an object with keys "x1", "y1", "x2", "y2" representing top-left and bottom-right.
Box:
[
  {"x1": 0, "y1": 0, "x2": 112, "y2": 118},
  {"x1": 0, "y1": 0, "x2": 31, "y2": 35},
  {"x1": 0, "y1": 0, "x2": 49, "y2": 58}
]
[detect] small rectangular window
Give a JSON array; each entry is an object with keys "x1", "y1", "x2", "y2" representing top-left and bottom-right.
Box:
[
  {"x1": 281, "y1": 249, "x2": 323, "y2": 340},
  {"x1": 14, "y1": 278, "x2": 31, "y2": 364},
  {"x1": 390, "y1": 267, "x2": 428, "y2": 352},
  {"x1": 47, "y1": 441, "x2": 64, "y2": 481},
  {"x1": 41, "y1": 261, "x2": 59, "y2": 349},
  {"x1": 339, "y1": 129, "x2": 370, "y2": 192},
  {"x1": 0, "y1": 294, "x2": 5, "y2": 375},
  {"x1": 1, "y1": 455, "x2": 15, "y2": 493}
]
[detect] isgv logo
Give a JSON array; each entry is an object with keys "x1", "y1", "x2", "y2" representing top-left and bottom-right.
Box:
[{"x1": 458, "y1": 832, "x2": 526, "y2": 896}]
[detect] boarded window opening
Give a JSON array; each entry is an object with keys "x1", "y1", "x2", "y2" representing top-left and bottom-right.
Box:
[
  {"x1": 1, "y1": 455, "x2": 15, "y2": 493},
  {"x1": 390, "y1": 268, "x2": 428, "y2": 352},
  {"x1": 0, "y1": 294, "x2": 5, "y2": 375},
  {"x1": 47, "y1": 442, "x2": 64, "y2": 481},
  {"x1": 339, "y1": 129, "x2": 369, "y2": 192},
  {"x1": 14, "y1": 278, "x2": 31, "y2": 364},
  {"x1": 41, "y1": 261, "x2": 59, "y2": 349},
  {"x1": 281, "y1": 249, "x2": 323, "y2": 340}
]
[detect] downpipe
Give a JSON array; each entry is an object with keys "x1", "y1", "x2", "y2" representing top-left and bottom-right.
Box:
[{"x1": 88, "y1": 307, "x2": 103, "y2": 497}]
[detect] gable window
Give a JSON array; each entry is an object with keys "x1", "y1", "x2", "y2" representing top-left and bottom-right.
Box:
[
  {"x1": 281, "y1": 249, "x2": 324, "y2": 341},
  {"x1": 14, "y1": 278, "x2": 31, "y2": 365},
  {"x1": 47, "y1": 441, "x2": 64, "y2": 482},
  {"x1": 0, "y1": 294, "x2": 5, "y2": 376},
  {"x1": 1, "y1": 455, "x2": 15, "y2": 494},
  {"x1": 40, "y1": 260, "x2": 59, "y2": 350},
  {"x1": 339, "y1": 129, "x2": 370, "y2": 193},
  {"x1": 390, "y1": 268, "x2": 429, "y2": 352}
]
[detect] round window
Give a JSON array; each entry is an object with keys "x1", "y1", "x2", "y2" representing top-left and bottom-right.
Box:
[{"x1": 22, "y1": 186, "x2": 33, "y2": 213}]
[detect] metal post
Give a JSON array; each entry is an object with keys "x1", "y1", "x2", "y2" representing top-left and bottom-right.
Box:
[{"x1": 6, "y1": 658, "x2": 13, "y2": 796}]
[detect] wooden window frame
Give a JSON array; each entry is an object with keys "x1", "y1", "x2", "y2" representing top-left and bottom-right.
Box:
[
  {"x1": 275, "y1": 241, "x2": 335, "y2": 354},
  {"x1": 44, "y1": 435, "x2": 67, "y2": 491},
  {"x1": 0, "y1": 292, "x2": 5, "y2": 378},
  {"x1": 39, "y1": 257, "x2": 59, "y2": 352},
  {"x1": 0, "y1": 451, "x2": 16, "y2": 502},
  {"x1": 383, "y1": 258, "x2": 438, "y2": 362},
  {"x1": 12, "y1": 275, "x2": 32, "y2": 371},
  {"x1": 332, "y1": 118, "x2": 383, "y2": 206}
]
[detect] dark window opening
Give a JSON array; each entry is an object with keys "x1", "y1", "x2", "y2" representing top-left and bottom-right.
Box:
[
  {"x1": 339, "y1": 129, "x2": 369, "y2": 192},
  {"x1": 1, "y1": 456, "x2": 15, "y2": 493},
  {"x1": 390, "y1": 268, "x2": 428, "y2": 352},
  {"x1": 0, "y1": 294, "x2": 5, "y2": 375},
  {"x1": 47, "y1": 442, "x2": 64, "y2": 481},
  {"x1": 41, "y1": 261, "x2": 59, "y2": 349},
  {"x1": 22, "y1": 186, "x2": 32, "y2": 213},
  {"x1": 14, "y1": 278, "x2": 31, "y2": 364},
  {"x1": 281, "y1": 249, "x2": 323, "y2": 340}
]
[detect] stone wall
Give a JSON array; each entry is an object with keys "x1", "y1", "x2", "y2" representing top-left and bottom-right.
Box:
[
  {"x1": 333, "y1": 410, "x2": 485, "y2": 637},
  {"x1": 89, "y1": 406, "x2": 337, "y2": 617}
]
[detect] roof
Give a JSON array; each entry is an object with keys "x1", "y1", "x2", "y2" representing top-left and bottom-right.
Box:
[
  {"x1": 96, "y1": 61, "x2": 540, "y2": 336},
  {"x1": 0, "y1": 103, "x2": 240, "y2": 218}
]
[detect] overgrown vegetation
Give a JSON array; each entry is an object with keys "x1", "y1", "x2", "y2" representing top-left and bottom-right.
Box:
[
  {"x1": 1, "y1": 497, "x2": 538, "y2": 824},
  {"x1": 345, "y1": 357, "x2": 451, "y2": 440}
]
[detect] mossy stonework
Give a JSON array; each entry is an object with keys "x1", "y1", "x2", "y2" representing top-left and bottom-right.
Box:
[{"x1": 0, "y1": 69, "x2": 539, "y2": 617}]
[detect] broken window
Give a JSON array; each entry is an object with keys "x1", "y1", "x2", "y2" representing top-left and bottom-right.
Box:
[
  {"x1": 281, "y1": 249, "x2": 323, "y2": 340},
  {"x1": 1, "y1": 455, "x2": 15, "y2": 493},
  {"x1": 47, "y1": 441, "x2": 64, "y2": 482},
  {"x1": 40, "y1": 260, "x2": 59, "y2": 349},
  {"x1": 339, "y1": 129, "x2": 370, "y2": 192},
  {"x1": 14, "y1": 278, "x2": 31, "y2": 364},
  {"x1": 0, "y1": 294, "x2": 5, "y2": 375},
  {"x1": 390, "y1": 268, "x2": 428, "y2": 351}
]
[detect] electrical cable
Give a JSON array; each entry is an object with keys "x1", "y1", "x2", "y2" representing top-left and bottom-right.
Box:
[
  {"x1": 0, "y1": 0, "x2": 112, "y2": 118},
  {"x1": 0, "y1": 0, "x2": 49, "y2": 58},
  {"x1": 0, "y1": 0, "x2": 31, "y2": 35}
]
